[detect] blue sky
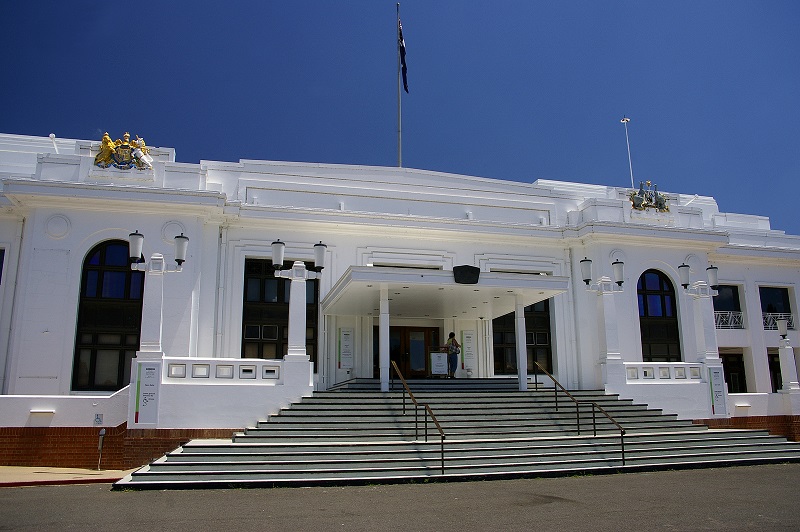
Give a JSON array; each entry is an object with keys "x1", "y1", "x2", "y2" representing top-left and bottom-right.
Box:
[{"x1": 2, "y1": 1, "x2": 798, "y2": 235}]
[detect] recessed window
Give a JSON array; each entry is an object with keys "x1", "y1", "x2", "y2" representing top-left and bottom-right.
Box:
[{"x1": 72, "y1": 240, "x2": 143, "y2": 391}]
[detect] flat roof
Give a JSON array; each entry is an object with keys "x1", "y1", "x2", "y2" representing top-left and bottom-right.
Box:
[{"x1": 321, "y1": 266, "x2": 569, "y2": 320}]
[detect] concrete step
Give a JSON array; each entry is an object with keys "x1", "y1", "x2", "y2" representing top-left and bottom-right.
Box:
[{"x1": 114, "y1": 384, "x2": 800, "y2": 490}]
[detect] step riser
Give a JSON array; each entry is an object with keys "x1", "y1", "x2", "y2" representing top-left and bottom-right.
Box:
[{"x1": 114, "y1": 384, "x2": 800, "y2": 489}]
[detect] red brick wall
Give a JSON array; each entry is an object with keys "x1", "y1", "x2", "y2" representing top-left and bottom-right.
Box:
[
  {"x1": 0, "y1": 424, "x2": 239, "y2": 470},
  {"x1": 694, "y1": 415, "x2": 800, "y2": 442}
]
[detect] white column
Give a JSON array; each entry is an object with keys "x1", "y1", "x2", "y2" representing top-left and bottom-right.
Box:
[
  {"x1": 779, "y1": 339, "x2": 800, "y2": 393},
  {"x1": 379, "y1": 287, "x2": 390, "y2": 392},
  {"x1": 139, "y1": 254, "x2": 166, "y2": 354},
  {"x1": 515, "y1": 296, "x2": 527, "y2": 391},
  {"x1": 285, "y1": 261, "x2": 310, "y2": 360},
  {"x1": 691, "y1": 282, "x2": 720, "y2": 361},
  {"x1": 597, "y1": 283, "x2": 621, "y2": 360}
]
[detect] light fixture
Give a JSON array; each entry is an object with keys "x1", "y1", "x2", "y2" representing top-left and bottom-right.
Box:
[
  {"x1": 313, "y1": 241, "x2": 327, "y2": 271},
  {"x1": 777, "y1": 317, "x2": 789, "y2": 339},
  {"x1": 271, "y1": 240, "x2": 285, "y2": 269},
  {"x1": 706, "y1": 264, "x2": 719, "y2": 290},
  {"x1": 678, "y1": 263, "x2": 690, "y2": 289},
  {"x1": 612, "y1": 259, "x2": 624, "y2": 287},
  {"x1": 580, "y1": 257, "x2": 592, "y2": 285},
  {"x1": 128, "y1": 230, "x2": 144, "y2": 263},
  {"x1": 580, "y1": 257, "x2": 624, "y2": 292},
  {"x1": 174, "y1": 233, "x2": 189, "y2": 266},
  {"x1": 128, "y1": 230, "x2": 189, "y2": 269},
  {"x1": 678, "y1": 262, "x2": 719, "y2": 298},
  {"x1": 271, "y1": 240, "x2": 326, "y2": 271}
]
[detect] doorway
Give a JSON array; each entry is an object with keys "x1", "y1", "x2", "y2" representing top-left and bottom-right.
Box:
[{"x1": 373, "y1": 326, "x2": 441, "y2": 378}]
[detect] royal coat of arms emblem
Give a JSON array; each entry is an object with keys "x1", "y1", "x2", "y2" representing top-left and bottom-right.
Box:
[
  {"x1": 630, "y1": 180, "x2": 669, "y2": 212},
  {"x1": 94, "y1": 132, "x2": 153, "y2": 170}
]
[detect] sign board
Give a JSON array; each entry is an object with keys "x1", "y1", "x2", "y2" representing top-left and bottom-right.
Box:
[
  {"x1": 338, "y1": 328, "x2": 354, "y2": 369},
  {"x1": 462, "y1": 330, "x2": 476, "y2": 371},
  {"x1": 708, "y1": 365, "x2": 728, "y2": 417},
  {"x1": 430, "y1": 352, "x2": 447, "y2": 375},
  {"x1": 134, "y1": 360, "x2": 161, "y2": 425}
]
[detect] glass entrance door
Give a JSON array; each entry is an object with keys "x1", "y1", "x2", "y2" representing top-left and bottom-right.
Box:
[{"x1": 374, "y1": 326, "x2": 440, "y2": 378}]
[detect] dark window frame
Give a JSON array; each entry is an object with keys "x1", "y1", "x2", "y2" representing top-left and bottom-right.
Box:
[
  {"x1": 72, "y1": 240, "x2": 144, "y2": 391},
  {"x1": 637, "y1": 269, "x2": 681, "y2": 363},
  {"x1": 241, "y1": 258, "x2": 320, "y2": 370}
]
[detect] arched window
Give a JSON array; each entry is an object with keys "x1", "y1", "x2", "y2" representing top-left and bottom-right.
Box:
[
  {"x1": 637, "y1": 269, "x2": 681, "y2": 362},
  {"x1": 72, "y1": 240, "x2": 144, "y2": 391}
]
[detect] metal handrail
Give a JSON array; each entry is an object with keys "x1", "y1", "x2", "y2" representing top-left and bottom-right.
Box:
[
  {"x1": 533, "y1": 361, "x2": 626, "y2": 466},
  {"x1": 390, "y1": 360, "x2": 446, "y2": 474}
]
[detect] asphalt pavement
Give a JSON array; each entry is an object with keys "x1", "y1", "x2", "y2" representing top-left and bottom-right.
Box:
[{"x1": 1, "y1": 463, "x2": 799, "y2": 531}]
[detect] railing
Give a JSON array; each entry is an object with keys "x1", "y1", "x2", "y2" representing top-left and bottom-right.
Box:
[
  {"x1": 763, "y1": 312, "x2": 795, "y2": 330},
  {"x1": 390, "y1": 361, "x2": 446, "y2": 474},
  {"x1": 533, "y1": 361, "x2": 626, "y2": 466},
  {"x1": 714, "y1": 311, "x2": 744, "y2": 329}
]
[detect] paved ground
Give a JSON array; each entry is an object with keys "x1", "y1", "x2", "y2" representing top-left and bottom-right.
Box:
[{"x1": 1, "y1": 463, "x2": 799, "y2": 531}]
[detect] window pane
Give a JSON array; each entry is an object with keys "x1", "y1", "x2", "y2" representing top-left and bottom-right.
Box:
[
  {"x1": 760, "y1": 287, "x2": 791, "y2": 314},
  {"x1": 262, "y1": 325, "x2": 278, "y2": 340},
  {"x1": 129, "y1": 271, "x2": 144, "y2": 299},
  {"x1": 647, "y1": 295, "x2": 663, "y2": 317},
  {"x1": 101, "y1": 271, "x2": 126, "y2": 298},
  {"x1": 664, "y1": 295, "x2": 674, "y2": 317},
  {"x1": 504, "y1": 332, "x2": 516, "y2": 344},
  {"x1": 246, "y1": 278, "x2": 261, "y2": 302},
  {"x1": 75, "y1": 349, "x2": 91, "y2": 388},
  {"x1": 98, "y1": 333, "x2": 121, "y2": 345},
  {"x1": 645, "y1": 272, "x2": 661, "y2": 291},
  {"x1": 84, "y1": 271, "x2": 98, "y2": 297},
  {"x1": 88, "y1": 251, "x2": 101, "y2": 266},
  {"x1": 638, "y1": 294, "x2": 645, "y2": 316},
  {"x1": 243, "y1": 343, "x2": 260, "y2": 358},
  {"x1": 264, "y1": 279, "x2": 278, "y2": 302},
  {"x1": 713, "y1": 285, "x2": 741, "y2": 312},
  {"x1": 244, "y1": 325, "x2": 260, "y2": 339},
  {"x1": 122, "y1": 350, "x2": 135, "y2": 385},
  {"x1": 306, "y1": 280, "x2": 316, "y2": 304},
  {"x1": 94, "y1": 350, "x2": 120, "y2": 387},
  {"x1": 262, "y1": 344, "x2": 278, "y2": 359},
  {"x1": 104, "y1": 244, "x2": 129, "y2": 267}
]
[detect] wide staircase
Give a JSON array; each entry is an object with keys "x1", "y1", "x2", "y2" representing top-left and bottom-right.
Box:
[{"x1": 115, "y1": 377, "x2": 800, "y2": 489}]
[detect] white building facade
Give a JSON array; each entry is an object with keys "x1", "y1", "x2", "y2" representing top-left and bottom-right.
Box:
[{"x1": 0, "y1": 132, "x2": 798, "y2": 437}]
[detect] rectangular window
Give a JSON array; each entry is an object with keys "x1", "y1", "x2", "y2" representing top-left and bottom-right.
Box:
[
  {"x1": 714, "y1": 285, "x2": 742, "y2": 312},
  {"x1": 760, "y1": 287, "x2": 791, "y2": 314}
]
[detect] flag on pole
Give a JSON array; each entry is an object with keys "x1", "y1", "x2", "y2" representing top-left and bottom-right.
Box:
[{"x1": 398, "y1": 19, "x2": 408, "y2": 93}]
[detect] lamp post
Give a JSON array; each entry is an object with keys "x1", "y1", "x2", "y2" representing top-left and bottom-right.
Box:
[
  {"x1": 677, "y1": 262, "x2": 721, "y2": 365},
  {"x1": 271, "y1": 240, "x2": 326, "y2": 360},
  {"x1": 128, "y1": 230, "x2": 189, "y2": 353},
  {"x1": 579, "y1": 257, "x2": 625, "y2": 369},
  {"x1": 776, "y1": 317, "x2": 800, "y2": 392}
]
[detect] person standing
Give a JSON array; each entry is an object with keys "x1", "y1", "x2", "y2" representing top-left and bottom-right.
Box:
[{"x1": 444, "y1": 332, "x2": 461, "y2": 379}]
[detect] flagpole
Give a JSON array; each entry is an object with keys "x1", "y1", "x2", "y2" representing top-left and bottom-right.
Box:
[
  {"x1": 621, "y1": 115, "x2": 634, "y2": 189},
  {"x1": 397, "y1": 3, "x2": 402, "y2": 168}
]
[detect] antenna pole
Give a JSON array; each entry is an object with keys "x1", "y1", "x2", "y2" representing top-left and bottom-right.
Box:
[
  {"x1": 397, "y1": 3, "x2": 402, "y2": 168},
  {"x1": 621, "y1": 116, "x2": 634, "y2": 189}
]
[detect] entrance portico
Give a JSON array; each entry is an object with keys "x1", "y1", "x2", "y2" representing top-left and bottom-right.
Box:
[{"x1": 321, "y1": 266, "x2": 569, "y2": 391}]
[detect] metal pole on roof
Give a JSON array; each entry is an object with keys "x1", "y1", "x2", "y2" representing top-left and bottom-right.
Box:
[
  {"x1": 397, "y1": 3, "x2": 402, "y2": 168},
  {"x1": 620, "y1": 116, "x2": 634, "y2": 189}
]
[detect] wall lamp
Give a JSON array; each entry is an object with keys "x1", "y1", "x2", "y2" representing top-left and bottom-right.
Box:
[
  {"x1": 580, "y1": 257, "x2": 624, "y2": 293},
  {"x1": 128, "y1": 230, "x2": 189, "y2": 271},
  {"x1": 677, "y1": 263, "x2": 718, "y2": 298},
  {"x1": 777, "y1": 317, "x2": 789, "y2": 339},
  {"x1": 271, "y1": 240, "x2": 327, "y2": 271},
  {"x1": 678, "y1": 263, "x2": 718, "y2": 290}
]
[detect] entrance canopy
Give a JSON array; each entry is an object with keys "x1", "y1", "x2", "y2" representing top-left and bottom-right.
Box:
[{"x1": 321, "y1": 267, "x2": 569, "y2": 321}]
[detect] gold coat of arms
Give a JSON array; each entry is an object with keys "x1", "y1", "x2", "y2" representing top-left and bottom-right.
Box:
[{"x1": 94, "y1": 132, "x2": 153, "y2": 170}]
